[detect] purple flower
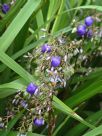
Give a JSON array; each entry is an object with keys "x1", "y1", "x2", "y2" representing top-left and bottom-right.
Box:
[
  {"x1": 2, "y1": 3, "x2": 10, "y2": 14},
  {"x1": 85, "y1": 16, "x2": 94, "y2": 26},
  {"x1": 33, "y1": 118, "x2": 44, "y2": 127},
  {"x1": 41, "y1": 44, "x2": 51, "y2": 53},
  {"x1": 87, "y1": 29, "x2": 93, "y2": 38},
  {"x1": 26, "y1": 83, "x2": 38, "y2": 95},
  {"x1": 77, "y1": 24, "x2": 86, "y2": 36},
  {"x1": 51, "y1": 56, "x2": 61, "y2": 67}
]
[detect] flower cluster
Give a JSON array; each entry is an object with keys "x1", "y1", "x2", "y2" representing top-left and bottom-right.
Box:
[
  {"x1": 12, "y1": 38, "x2": 74, "y2": 131},
  {"x1": 77, "y1": 16, "x2": 94, "y2": 38}
]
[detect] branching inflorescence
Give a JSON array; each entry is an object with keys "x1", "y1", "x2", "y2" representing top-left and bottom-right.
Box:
[{"x1": 0, "y1": 14, "x2": 101, "y2": 136}]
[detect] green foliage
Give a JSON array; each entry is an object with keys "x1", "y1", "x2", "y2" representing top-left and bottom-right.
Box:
[
  {"x1": 0, "y1": 0, "x2": 102, "y2": 136},
  {"x1": 83, "y1": 125, "x2": 102, "y2": 136}
]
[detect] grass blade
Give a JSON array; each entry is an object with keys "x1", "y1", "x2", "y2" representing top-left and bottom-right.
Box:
[
  {"x1": 0, "y1": 51, "x2": 35, "y2": 83},
  {"x1": 83, "y1": 125, "x2": 102, "y2": 136},
  {"x1": 65, "y1": 79, "x2": 102, "y2": 108},
  {"x1": 66, "y1": 110, "x2": 102, "y2": 136},
  {"x1": 0, "y1": 0, "x2": 41, "y2": 52},
  {"x1": 53, "y1": 96, "x2": 95, "y2": 129}
]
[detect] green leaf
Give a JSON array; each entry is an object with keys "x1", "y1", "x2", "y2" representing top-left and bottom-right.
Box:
[
  {"x1": 53, "y1": 115, "x2": 70, "y2": 136},
  {"x1": 83, "y1": 125, "x2": 102, "y2": 136},
  {"x1": 0, "y1": 130, "x2": 45, "y2": 136},
  {"x1": 0, "y1": 0, "x2": 41, "y2": 52},
  {"x1": 0, "y1": 52, "x2": 35, "y2": 83},
  {"x1": 76, "y1": 5, "x2": 102, "y2": 11},
  {"x1": 0, "y1": 0, "x2": 27, "y2": 35},
  {"x1": 71, "y1": 68, "x2": 102, "y2": 84},
  {"x1": 66, "y1": 110, "x2": 102, "y2": 136},
  {"x1": 64, "y1": 5, "x2": 102, "y2": 13},
  {"x1": 0, "y1": 78, "x2": 27, "y2": 90},
  {"x1": 36, "y1": 9, "x2": 44, "y2": 37},
  {"x1": 46, "y1": 0, "x2": 61, "y2": 29},
  {"x1": 53, "y1": 96, "x2": 95, "y2": 129},
  {"x1": 51, "y1": 0, "x2": 66, "y2": 33},
  {"x1": 65, "y1": 79, "x2": 102, "y2": 108},
  {"x1": 13, "y1": 19, "x2": 30, "y2": 53},
  {"x1": 0, "y1": 88, "x2": 17, "y2": 98},
  {"x1": 0, "y1": 78, "x2": 27, "y2": 98}
]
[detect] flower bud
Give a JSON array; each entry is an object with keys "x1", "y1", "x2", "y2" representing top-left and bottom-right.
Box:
[
  {"x1": 26, "y1": 83, "x2": 38, "y2": 95},
  {"x1": 41, "y1": 44, "x2": 51, "y2": 53},
  {"x1": 87, "y1": 29, "x2": 93, "y2": 38},
  {"x1": 77, "y1": 24, "x2": 86, "y2": 36},
  {"x1": 85, "y1": 16, "x2": 94, "y2": 26},
  {"x1": 2, "y1": 4, "x2": 10, "y2": 14},
  {"x1": 51, "y1": 56, "x2": 61, "y2": 67},
  {"x1": 33, "y1": 118, "x2": 44, "y2": 127}
]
